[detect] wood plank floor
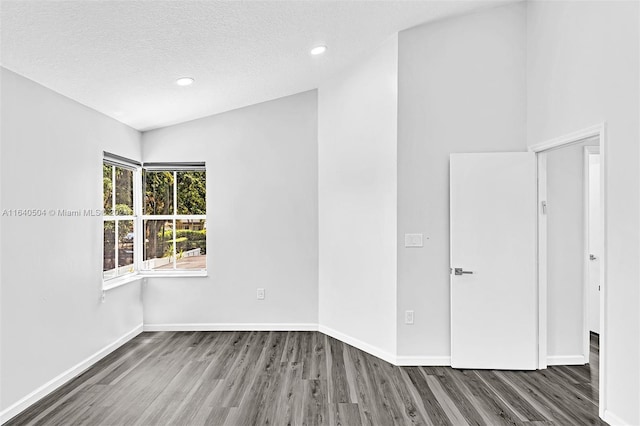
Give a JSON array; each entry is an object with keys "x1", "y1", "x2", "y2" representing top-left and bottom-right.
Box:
[{"x1": 6, "y1": 331, "x2": 605, "y2": 425}]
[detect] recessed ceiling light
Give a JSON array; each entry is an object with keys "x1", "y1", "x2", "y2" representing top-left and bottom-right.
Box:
[
  {"x1": 176, "y1": 77, "x2": 195, "y2": 86},
  {"x1": 310, "y1": 45, "x2": 327, "y2": 55}
]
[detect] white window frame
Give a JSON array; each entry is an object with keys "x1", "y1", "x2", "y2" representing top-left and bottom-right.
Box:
[
  {"x1": 140, "y1": 166, "x2": 207, "y2": 278},
  {"x1": 102, "y1": 156, "x2": 207, "y2": 290},
  {"x1": 102, "y1": 154, "x2": 142, "y2": 289}
]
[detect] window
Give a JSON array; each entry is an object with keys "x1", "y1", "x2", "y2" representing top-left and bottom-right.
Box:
[
  {"x1": 103, "y1": 155, "x2": 139, "y2": 280},
  {"x1": 141, "y1": 164, "x2": 206, "y2": 273},
  {"x1": 102, "y1": 155, "x2": 206, "y2": 284}
]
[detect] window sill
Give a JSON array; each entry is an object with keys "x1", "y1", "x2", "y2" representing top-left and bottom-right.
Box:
[
  {"x1": 140, "y1": 271, "x2": 208, "y2": 279},
  {"x1": 102, "y1": 274, "x2": 144, "y2": 291},
  {"x1": 102, "y1": 271, "x2": 208, "y2": 290}
]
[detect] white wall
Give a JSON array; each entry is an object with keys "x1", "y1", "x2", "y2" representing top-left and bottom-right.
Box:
[
  {"x1": 526, "y1": 1, "x2": 640, "y2": 423},
  {"x1": 141, "y1": 91, "x2": 318, "y2": 327},
  {"x1": 318, "y1": 34, "x2": 398, "y2": 358},
  {"x1": 3, "y1": 3, "x2": 639, "y2": 424},
  {"x1": 546, "y1": 139, "x2": 597, "y2": 361},
  {"x1": 0, "y1": 68, "x2": 143, "y2": 415},
  {"x1": 396, "y1": 3, "x2": 527, "y2": 359}
]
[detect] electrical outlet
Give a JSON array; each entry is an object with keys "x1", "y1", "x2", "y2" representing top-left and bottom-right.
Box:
[
  {"x1": 257, "y1": 288, "x2": 265, "y2": 300},
  {"x1": 404, "y1": 234, "x2": 424, "y2": 248},
  {"x1": 405, "y1": 310, "x2": 414, "y2": 325}
]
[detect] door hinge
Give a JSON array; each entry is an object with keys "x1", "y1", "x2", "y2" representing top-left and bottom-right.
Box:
[{"x1": 541, "y1": 200, "x2": 547, "y2": 214}]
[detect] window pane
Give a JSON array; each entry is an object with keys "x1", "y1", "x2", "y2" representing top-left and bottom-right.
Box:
[
  {"x1": 175, "y1": 219, "x2": 206, "y2": 270},
  {"x1": 115, "y1": 167, "x2": 134, "y2": 213},
  {"x1": 103, "y1": 221, "x2": 116, "y2": 279},
  {"x1": 177, "y1": 171, "x2": 206, "y2": 214},
  {"x1": 117, "y1": 220, "x2": 135, "y2": 275},
  {"x1": 103, "y1": 157, "x2": 139, "y2": 281},
  {"x1": 103, "y1": 163, "x2": 113, "y2": 215},
  {"x1": 144, "y1": 171, "x2": 174, "y2": 215},
  {"x1": 143, "y1": 219, "x2": 174, "y2": 270}
]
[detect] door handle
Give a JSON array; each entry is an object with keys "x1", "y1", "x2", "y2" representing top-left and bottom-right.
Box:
[
  {"x1": 590, "y1": 254, "x2": 597, "y2": 260},
  {"x1": 453, "y1": 268, "x2": 473, "y2": 276}
]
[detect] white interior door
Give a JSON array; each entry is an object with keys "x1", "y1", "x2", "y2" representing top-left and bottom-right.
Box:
[
  {"x1": 587, "y1": 152, "x2": 601, "y2": 334},
  {"x1": 450, "y1": 152, "x2": 537, "y2": 370}
]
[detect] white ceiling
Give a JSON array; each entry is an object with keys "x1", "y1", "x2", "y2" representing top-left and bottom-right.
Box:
[{"x1": 1, "y1": 0, "x2": 509, "y2": 131}]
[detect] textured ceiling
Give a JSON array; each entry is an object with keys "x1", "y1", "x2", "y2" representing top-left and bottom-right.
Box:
[{"x1": 1, "y1": 0, "x2": 510, "y2": 131}]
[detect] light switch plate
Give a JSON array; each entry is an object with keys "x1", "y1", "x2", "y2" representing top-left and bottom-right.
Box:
[
  {"x1": 257, "y1": 288, "x2": 265, "y2": 300},
  {"x1": 405, "y1": 233, "x2": 424, "y2": 248}
]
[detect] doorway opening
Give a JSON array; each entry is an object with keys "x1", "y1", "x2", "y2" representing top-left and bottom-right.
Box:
[
  {"x1": 530, "y1": 123, "x2": 606, "y2": 418},
  {"x1": 585, "y1": 146, "x2": 601, "y2": 361}
]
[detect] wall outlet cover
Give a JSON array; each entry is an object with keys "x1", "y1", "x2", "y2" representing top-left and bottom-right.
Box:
[
  {"x1": 405, "y1": 310, "x2": 414, "y2": 324},
  {"x1": 404, "y1": 234, "x2": 424, "y2": 248}
]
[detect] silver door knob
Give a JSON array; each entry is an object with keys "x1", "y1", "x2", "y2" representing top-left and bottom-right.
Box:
[{"x1": 454, "y1": 268, "x2": 473, "y2": 276}]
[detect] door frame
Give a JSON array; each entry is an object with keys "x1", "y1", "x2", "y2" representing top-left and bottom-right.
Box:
[{"x1": 529, "y1": 122, "x2": 607, "y2": 418}]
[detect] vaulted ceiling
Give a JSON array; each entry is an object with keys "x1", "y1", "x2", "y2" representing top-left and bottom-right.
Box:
[{"x1": 1, "y1": 1, "x2": 510, "y2": 131}]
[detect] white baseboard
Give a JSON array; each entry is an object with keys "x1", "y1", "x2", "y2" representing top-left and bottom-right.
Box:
[
  {"x1": 1, "y1": 321, "x2": 455, "y2": 424},
  {"x1": 146, "y1": 323, "x2": 452, "y2": 367},
  {"x1": 395, "y1": 355, "x2": 451, "y2": 366},
  {"x1": 318, "y1": 324, "x2": 397, "y2": 365},
  {"x1": 0, "y1": 323, "x2": 143, "y2": 424},
  {"x1": 547, "y1": 355, "x2": 587, "y2": 366},
  {"x1": 143, "y1": 323, "x2": 318, "y2": 332},
  {"x1": 603, "y1": 409, "x2": 631, "y2": 426}
]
